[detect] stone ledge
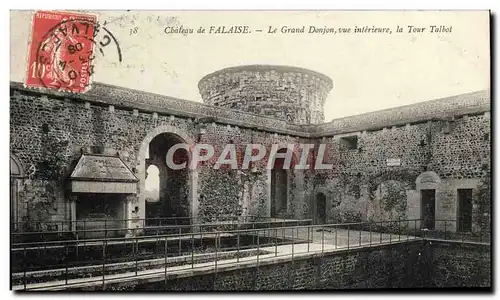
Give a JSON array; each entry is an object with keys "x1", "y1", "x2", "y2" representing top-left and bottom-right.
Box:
[
  {"x1": 310, "y1": 89, "x2": 490, "y2": 137},
  {"x1": 10, "y1": 82, "x2": 310, "y2": 138},
  {"x1": 10, "y1": 82, "x2": 490, "y2": 139}
]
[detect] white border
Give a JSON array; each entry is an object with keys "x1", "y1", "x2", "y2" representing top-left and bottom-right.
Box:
[{"x1": 3, "y1": 1, "x2": 497, "y2": 299}]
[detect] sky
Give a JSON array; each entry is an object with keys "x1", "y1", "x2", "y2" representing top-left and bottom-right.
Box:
[{"x1": 10, "y1": 10, "x2": 490, "y2": 121}]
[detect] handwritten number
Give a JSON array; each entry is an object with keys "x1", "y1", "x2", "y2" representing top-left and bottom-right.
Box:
[{"x1": 129, "y1": 27, "x2": 139, "y2": 35}]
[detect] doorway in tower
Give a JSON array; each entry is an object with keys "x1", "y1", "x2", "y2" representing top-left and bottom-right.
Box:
[
  {"x1": 145, "y1": 133, "x2": 190, "y2": 227},
  {"x1": 270, "y1": 168, "x2": 287, "y2": 218},
  {"x1": 270, "y1": 148, "x2": 296, "y2": 218},
  {"x1": 316, "y1": 193, "x2": 327, "y2": 224}
]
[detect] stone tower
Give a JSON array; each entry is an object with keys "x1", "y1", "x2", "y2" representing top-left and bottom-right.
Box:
[{"x1": 198, "y1": 65, "x2": 333, "y2": 125}]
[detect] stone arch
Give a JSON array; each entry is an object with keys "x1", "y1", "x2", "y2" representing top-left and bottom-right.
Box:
[
  {"x1": 136, "y1": 125, "x2": 198, "y2": 226},
  {"x1": 10, "y1": 154, "x2": 25, "y2": 178},
  {"x1": 365, "y1": 170, "x2": 420, "y2": 222},
  {"x1": 138, "y1": 124, "x2": 196, "y2": 164},
  {"x1": 266, "y1": 141, "x2": 301, "y2": 166},
  {"x1": 367, "y1": 170, "x2": 418, "y2": 200},
  {"x1": 373, "y1": 180, "x2": 409, "y2": 221},
  {"x1": 10, "y1": 154, "x2": 25, "y2": 230},
  {"x1": 415, "y1": 171, "x2": 441, "y2": 190},
  {"x1": 314, "y1": 186, "x2": 330, "y2": 197},
  {"x1": 311, "y1": 186, "x2": 333, "y2": 213}
]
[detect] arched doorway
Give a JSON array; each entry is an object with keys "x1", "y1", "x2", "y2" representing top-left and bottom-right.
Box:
[
  {"x1": 316, "y1": 193, "x2": 327, "y2": 224},
  {"x1": 145, "y1": 132, "x2": 190, "y2": 226},
  {"x1": 270, "y1": 148, "x2": 298, "y2": 218},
  {"x1": 415, "y1": 171, "x2": 440, "y2": 230},
  {"x1": 144, "y1": 164, "x2": 160, "y2": 218},
  {"x1": 270, "y1": 168, "x2": 288, "y2": 218},
  {"x1": 10, "y1": 155, "x2": 25, "y2": 231}
]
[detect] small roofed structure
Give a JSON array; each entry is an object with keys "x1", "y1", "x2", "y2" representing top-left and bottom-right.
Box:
[{"x1": 70, "y1": 154, "x2": 138, "y2": 194}]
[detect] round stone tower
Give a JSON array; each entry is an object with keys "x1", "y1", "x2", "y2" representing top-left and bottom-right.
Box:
[{"x1": 198, "y1": 65, "x2": 333, "y2": 125}]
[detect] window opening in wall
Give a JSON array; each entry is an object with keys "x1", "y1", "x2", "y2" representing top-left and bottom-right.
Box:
[
  {"x1": 350, "y1": 184, "x2": 361, "y2": 199},
  {"x1": 145, "y1": 165, "x2": 160, "y2": 203},
  {"x1": 443, "y1": 121, "x2": 452, "y2": 134},
  {"x1": 270, "y1": 149, "x2": 290, "y2": 218},
  {"x1": 42, "y1": 123, "x2": 49, "y2": 134},
  {"x1": 91, "y1": 145, "x2": 105, "y2": 154},
  {"x1": 316, "y1": 193, "x2": 327, "y2": 225},
  {"x1": 341, "y1": 135, "x2": 358, "y2": 150}
]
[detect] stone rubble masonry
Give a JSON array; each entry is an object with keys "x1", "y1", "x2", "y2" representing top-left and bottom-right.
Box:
[
  {"x1": 429, "y1": 240, "x2": 491, "y2": 287},
  {"x1": 9, "y1": 79, "x2": 490, "y2": 230},
  {"x1": 313, "y1": 89, "x2": 490, "y2": 136},
  {"x1": 198, "y1": 65, "x2": 333, "y2": 125},
  {"x1": 10, "y1": 81, "x2": 309, "y2": 137}
]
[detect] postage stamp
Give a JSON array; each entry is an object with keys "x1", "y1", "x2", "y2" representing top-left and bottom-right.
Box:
[
  {"x1": 25, "y1": 10, "x2": 97, "y2": 92},
  {"x1": 25, "y1": 10, "x2": 122, "y2": 93},
  {"x1": 9, "y1": 10, "x2": 491, "y2": 292}
]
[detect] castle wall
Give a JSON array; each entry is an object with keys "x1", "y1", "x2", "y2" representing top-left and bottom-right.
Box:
[
  {"x1": 310, "y1": 112, "x2": 490, "y2": 231},
  {"x1": 10, "y1": 88, "x2": 311, "y2": 231},
  {"x1": 10, "y1": 82, "x2": 490, "y2": 234}
]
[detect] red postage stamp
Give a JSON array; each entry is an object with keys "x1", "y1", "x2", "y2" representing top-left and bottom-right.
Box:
[{"x1": 25, "y1": 10, "x2": 98, "y2": 93}]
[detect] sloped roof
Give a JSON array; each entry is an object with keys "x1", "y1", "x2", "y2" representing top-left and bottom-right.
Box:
[{"x1": 70, "y1": 154, "x2": 138, "y2": 183}]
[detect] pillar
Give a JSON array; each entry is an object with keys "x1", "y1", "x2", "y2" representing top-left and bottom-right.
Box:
[
  {"x1": 69, "y1": 195, "x2": 77, "y2": 232},
  {"x1": 125, "y1": 194, "x2": 140, "y2": 237}
]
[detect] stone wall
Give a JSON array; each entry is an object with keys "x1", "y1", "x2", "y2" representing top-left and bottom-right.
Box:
[
  {"x1": 9, "y1": 86, "x2": 311, "y2": 227},
  {"x1": 82, "y1": 240, "x2": 490, "y2": 291},
  {"x1": 428, "y1": 240, "x2": 491, "y2": 287},
  {"x1": 10, "y1": 82, "x2": 490, "y2": 233},
  {"x1": 310, "y1": 112, "x2": 491, "y2": 230},
  {"x1": 311, "y1": 89, "x2": 490, "y2": 136}
]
